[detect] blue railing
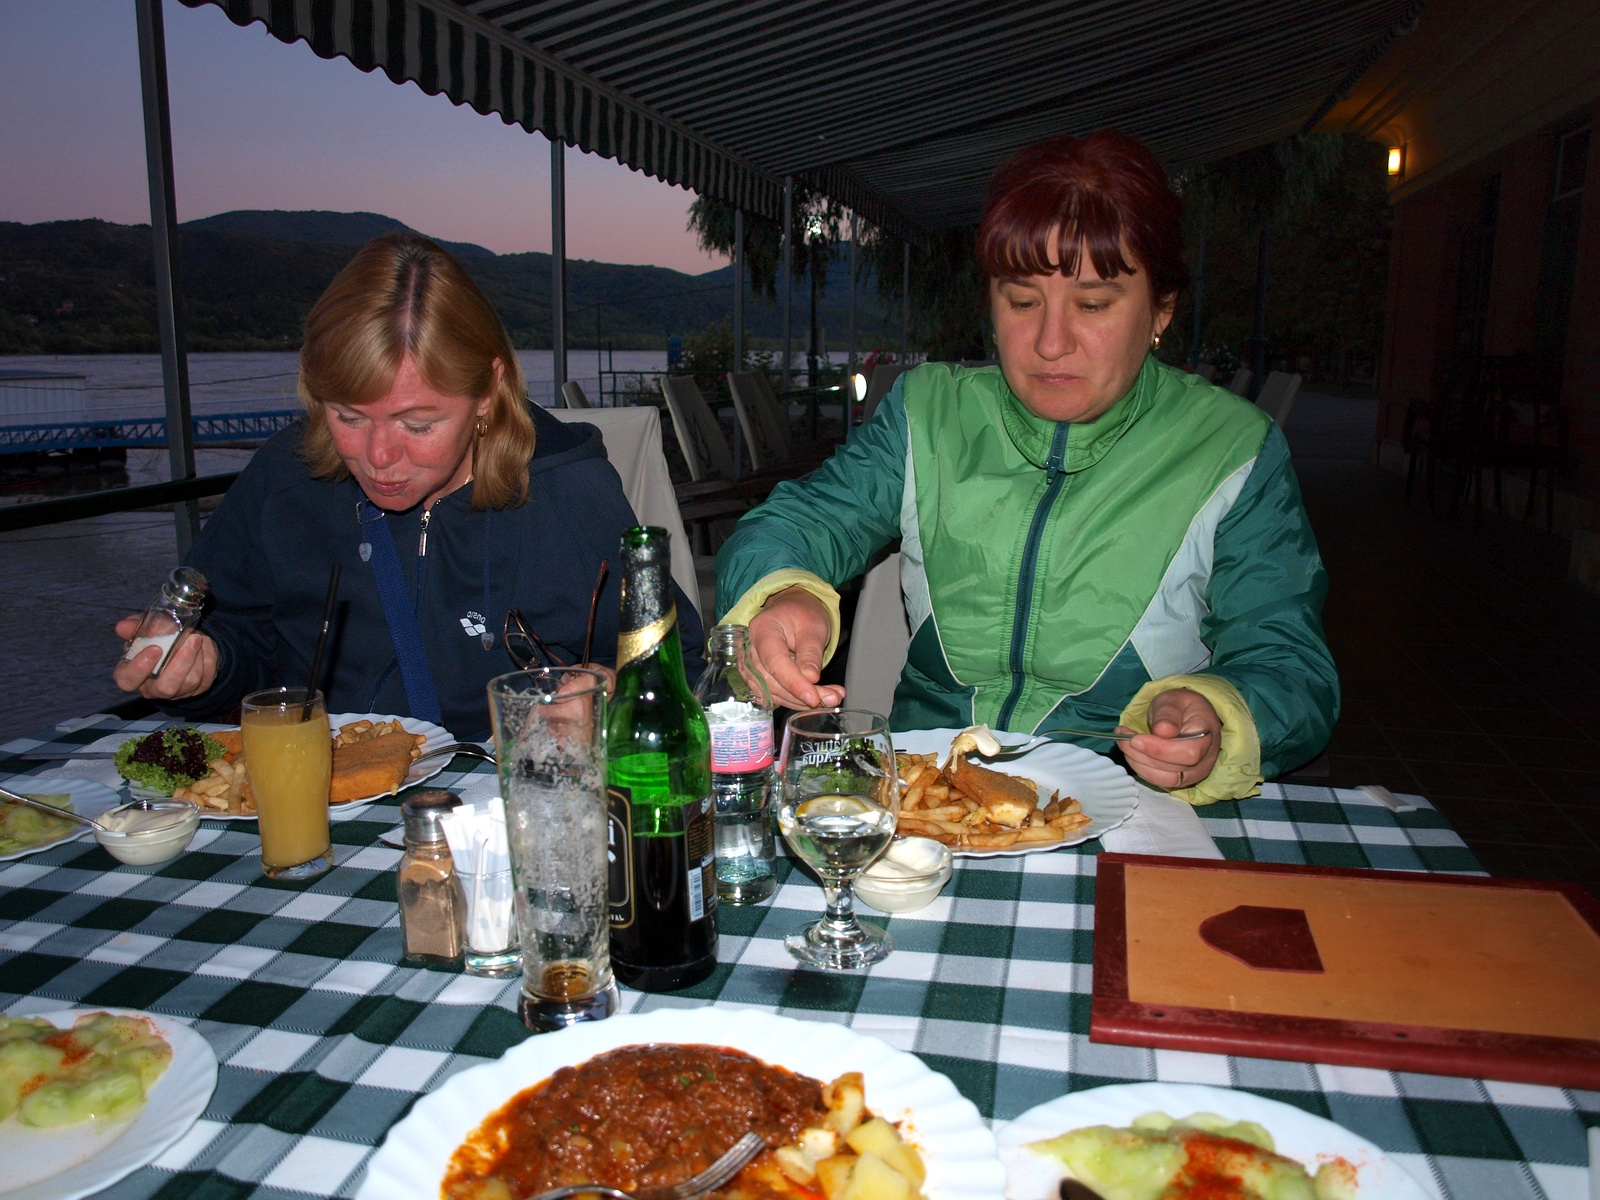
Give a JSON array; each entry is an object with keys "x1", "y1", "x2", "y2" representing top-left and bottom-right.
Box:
[{"x1": 0, "y1": 409, "x2": 301, "y2": 454}]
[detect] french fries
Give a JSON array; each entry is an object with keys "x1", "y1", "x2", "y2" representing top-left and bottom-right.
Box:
[
  {"x1": 894, "y1": 750, "x2": 1091, "y2": 850},
  {"x1": 174, "y1": 755, "x2": 254, "y2": 815},
  {"x1": 333, "y1": 718, "x2": 425, "y2": 758}
]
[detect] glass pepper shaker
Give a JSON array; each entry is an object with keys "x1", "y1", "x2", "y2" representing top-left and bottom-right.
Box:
[
  {"x1": 123, "y1": 567, "x2": 210, "y2": 678},
  {"x1": 397, "y1": 791, "x2": 467, "y2": 966}
]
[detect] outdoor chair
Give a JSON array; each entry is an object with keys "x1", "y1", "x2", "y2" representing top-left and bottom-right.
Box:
[
  {"x1": 550, "y1": 405, "x2": 700, "y2": 622},
  {"x1": 1192, "y1": 363, "x2": 1217, "y2": 383},
  {"x1": 560, "y1": 380, "x2": 591, "y2": 408},
  {"x1": 1459, "y1": 355, "x2": 1567, "y2": 530},
  {"x1": 1225, "y1": 367, "x2": 1253, "y2": 396},
  {"x1": 727, "y1": 370, "x2": 793, "y2": 472},
  {"x1": 843, "y1": 552, "x2": 911, "y2": 719},
  {"x1": 861, "y1": 364, "x2": 909, "y2": 426},
  {"x1": 1255, "y1": 371, "x2": 1302, "y2": 428},
  {"x1": 657, "y1": 375, "x2": 768, "y2": 553}
]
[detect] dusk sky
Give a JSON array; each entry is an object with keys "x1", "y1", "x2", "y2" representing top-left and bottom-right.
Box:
[{"x1": 0, "y1": 0, "x2": 728, "y2": 274}]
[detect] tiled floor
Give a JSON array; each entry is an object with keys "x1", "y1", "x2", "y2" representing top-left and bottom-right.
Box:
[{"x1": 1286, "y1": 391, "x2": 1600, "y2": 897}]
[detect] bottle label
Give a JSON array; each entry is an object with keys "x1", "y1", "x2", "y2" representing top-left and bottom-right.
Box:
[
  {"x1": 607, "y1": 786, "x2": 634, "y2": 930},
  {"x1": 617, "y1": 603, "x2": 677, "y2": 668},
  {"x1": 686, "y1": 796, "x2": 716, "y2": 921},
  {"x1": 709, "y1": 719, "x2": 774, "y2": 773}
]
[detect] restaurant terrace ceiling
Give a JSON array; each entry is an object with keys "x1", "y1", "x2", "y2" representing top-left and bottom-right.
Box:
[{"x1": 183, "y1": 0, "x2": 1424, "y2": 237}]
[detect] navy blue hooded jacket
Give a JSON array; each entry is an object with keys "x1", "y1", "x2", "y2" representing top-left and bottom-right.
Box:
[{"x1": 164, "y1": 404, "x2": 705, "y2": 741}]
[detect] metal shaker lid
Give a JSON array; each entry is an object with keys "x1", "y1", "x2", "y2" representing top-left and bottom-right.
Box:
[
  {"x1": 165, "y1": 567, "x2": 210, "y2": 607},
  {"x1": 400, "y1": 790, "x2": 461, "y2": 844}
]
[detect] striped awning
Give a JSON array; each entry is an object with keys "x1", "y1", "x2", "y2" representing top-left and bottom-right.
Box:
[{"x1": 183, "y1": 0, "x2": 1422, "y2": 237}]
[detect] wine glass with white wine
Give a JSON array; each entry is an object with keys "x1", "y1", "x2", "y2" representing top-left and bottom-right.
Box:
[{"x1": 777, "y1": 709, "x2": 900, "y2": 969}]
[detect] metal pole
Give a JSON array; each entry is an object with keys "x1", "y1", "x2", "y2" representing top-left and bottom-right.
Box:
[
  {"x1": 550, "y1": 137, "x2": 567, "y2": 402},
  {"x1": 135, "y1": 0, "x2": 198, "y2": 554},
  {"x1": 847, "y1": 212, "x2": 858, "y2": 422},
  {"x1": 733, "y1": 209, "x2": 745, "y2": 370},
  {"x1": 780, "y1": 177, "x2": 793, "y2": 390},
  {"x1": 1247, "y1": 221, "x2": 1269, "y2": 399},
  {"x1": 900, "y1": 241, "x2": 910, "y2": 361},
  {"x1": 1189, "y1": 192, "x2": 1208, "y2": 370}
]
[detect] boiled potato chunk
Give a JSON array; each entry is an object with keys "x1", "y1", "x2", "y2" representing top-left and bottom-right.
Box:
[
  {"x1": 815, "y1": 1153, "x2": 857, "y2": 1200},
  {"x1": 822, "y1": 1073, "x2": 866, "y2": 1133},
  {"x1": 775, "y1": 1144, "x2": 818, "y2": 1185},
  {"x1": 844, "y1": 1118, "x2": 926, "y2": 1185},
  {"x1": 844, "y1": 1152, "x2": 912, "y2": 1200}
]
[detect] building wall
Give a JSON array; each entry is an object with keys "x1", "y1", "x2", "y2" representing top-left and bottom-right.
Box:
[{"x1": 1376, "y1": 105, "x2": 1598, "y2": 526}]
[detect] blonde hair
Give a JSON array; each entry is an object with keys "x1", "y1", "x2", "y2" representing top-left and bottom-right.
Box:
[{"x1": 297, "y1": 232, "x2": 536, "y2": 509}]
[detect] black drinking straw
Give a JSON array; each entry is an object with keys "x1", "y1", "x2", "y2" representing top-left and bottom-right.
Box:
[{"x1": 302, "y1": 563, "x2": 341, "y2": 721}]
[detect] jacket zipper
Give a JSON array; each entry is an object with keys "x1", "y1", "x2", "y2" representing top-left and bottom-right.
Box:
[
  {"x1": 418, "y1": 508, "x2": 432, "y2": 558},
  {"x1": 996, "y1": 424, "x2": 1070, "y2": 729}
]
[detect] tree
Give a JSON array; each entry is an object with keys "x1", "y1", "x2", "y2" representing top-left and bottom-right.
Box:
[{"x1": 688, "y1": 185, "x2": 844, "y2": 381}]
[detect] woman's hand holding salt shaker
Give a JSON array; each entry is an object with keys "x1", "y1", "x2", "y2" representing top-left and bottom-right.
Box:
[{"x1": 113, "y1": 615, "x2": 219, "y2": 700}]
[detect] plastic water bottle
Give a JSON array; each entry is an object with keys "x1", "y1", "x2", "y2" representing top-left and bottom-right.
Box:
[{"x1": 694, "y1": 624, "x2": 777, "y2": 904}]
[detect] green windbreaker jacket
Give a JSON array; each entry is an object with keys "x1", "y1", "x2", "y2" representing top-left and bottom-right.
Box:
[{"x1": 715, "y1": 358, "x2": 1338, "y2": 795}]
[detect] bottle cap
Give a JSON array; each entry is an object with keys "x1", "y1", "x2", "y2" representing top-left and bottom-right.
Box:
[
  {"x1": 401, "y1": 790, "x2": 461, "y2": 844},
  {"x1": 165, "y1": 566, "x2": 210, "y2": 607}
]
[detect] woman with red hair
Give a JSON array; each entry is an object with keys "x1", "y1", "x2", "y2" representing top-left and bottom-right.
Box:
[{"x1": 716, "y1": 130, "x2": 1336, "y2": 801}]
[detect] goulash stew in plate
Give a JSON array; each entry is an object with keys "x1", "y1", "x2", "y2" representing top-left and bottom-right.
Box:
[{"x1": 443, "y1": 1044, "x2": 928, "y2": 1200}]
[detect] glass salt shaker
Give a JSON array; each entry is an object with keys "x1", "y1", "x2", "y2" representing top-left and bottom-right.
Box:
[
  {"x1": 397, "y1": 791, "x2": 467, "y2": 967},
  {"x1": 123, "y1": 567, "x2": 210, "y2": 678}
]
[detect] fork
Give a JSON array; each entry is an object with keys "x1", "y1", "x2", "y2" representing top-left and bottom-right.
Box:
[
  {"x1": 528, "y1": 1131, "x2": 767, "y2": 1200},
  {"x1": 983, "y1": 727, "x2": 1209, "y2": 758}
]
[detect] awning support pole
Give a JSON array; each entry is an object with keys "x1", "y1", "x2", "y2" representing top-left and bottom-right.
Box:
[
  {"x1": 551, "y1": 138, "x2": 567, "y2": 402},
  {"x1": 900, "y1": 242, "x2": 910, "y2": 362},
  {"x1": 135, "y1": 0, "x2": 198, "y2": 555},
  {"x1": 1188, "y1": 192, "x2": 1208, "y2": 369},
  {"x1": 847, "y1": 212, "x2": 858, "y2": 423},
  {"x1": 780, "y1": 177, "x2": 793, "y2": 391},
  {"x1": 733, "y1": 209, "x2": 745, "y2": 370}
]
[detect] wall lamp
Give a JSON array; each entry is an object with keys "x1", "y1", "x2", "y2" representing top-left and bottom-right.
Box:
[{"x1": 1387, "y1": 145, "x2": 1405, "y2": 176}]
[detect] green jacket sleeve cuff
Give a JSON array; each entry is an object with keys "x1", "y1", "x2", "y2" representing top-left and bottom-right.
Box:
[
  {"x1": 721, "y1": 568, "x2": 843, "y2": 664},
  {"x1": 1119, "y1": 673, "x2": 1263, "y2": 805}
]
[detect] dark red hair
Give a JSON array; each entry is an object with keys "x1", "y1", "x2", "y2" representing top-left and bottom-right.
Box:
[{"x1": 977, "y1": 130, "x2": 1187, "y2": 303}]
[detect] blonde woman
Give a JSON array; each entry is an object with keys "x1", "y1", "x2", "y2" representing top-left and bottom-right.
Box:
[{"x1": 114, "y1": 233, "x2": 701, "y2": 739}]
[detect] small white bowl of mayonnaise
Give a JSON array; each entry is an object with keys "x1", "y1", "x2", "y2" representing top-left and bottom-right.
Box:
[
  {"x1": 855, "y1": 836, "x2": 953, "y2": 913},
  {"x1": 94, "y1": 800, "x2": 200, "y2": 865}
]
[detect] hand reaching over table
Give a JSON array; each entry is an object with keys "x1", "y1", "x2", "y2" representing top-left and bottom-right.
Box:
[
  {"x1": 113, "y1": 614, "x2": 219, "y2": 701},
  {"x1": 1119, "y1": 687, "x2": 1221, "y2": 791},
  {"x1": 749, "y1": 586, "x2": 846, "y2": 710}
]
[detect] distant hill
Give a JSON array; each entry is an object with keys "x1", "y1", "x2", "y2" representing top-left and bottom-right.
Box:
[
  {"x1": 183, "y1": 210, "x2": 495, "y2": 260},
  {"x1": 0, "y1": 212, "x2": 900, "y2": 355}
]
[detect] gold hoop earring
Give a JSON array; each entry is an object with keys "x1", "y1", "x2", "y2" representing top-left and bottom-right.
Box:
[
  {"x1": 1151, "y1": 332, "x2": 1162, "y2": 351},
  {"x1": 475, "y1": 414, "x2": 489, "y2": 438}
]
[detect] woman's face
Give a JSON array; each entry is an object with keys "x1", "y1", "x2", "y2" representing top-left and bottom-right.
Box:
[
  {"x1": 990, "y1": 239, "x2": 1173, "y2": 424},
  {"x1": 324, "y1": 355, "x2": 492, "y2": 512}
]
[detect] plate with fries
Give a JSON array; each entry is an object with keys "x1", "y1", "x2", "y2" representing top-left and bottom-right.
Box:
[
  {"x1": 177, "y1": 714, "x2": 453, "y2": 820},
  {"x1": 892, "y1": 729, "x2": 1138, "y2": 857}
]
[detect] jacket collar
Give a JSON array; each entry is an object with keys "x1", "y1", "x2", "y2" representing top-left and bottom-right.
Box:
[{"x1": 998, "y1": 355, "x2": 1159, "y2": 474}]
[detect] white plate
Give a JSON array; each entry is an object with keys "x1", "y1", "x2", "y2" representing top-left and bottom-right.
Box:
[
  {"x1": 0, "y1": 779, "x2": 123, "y2": 861},
  {"x1": 356, "y1": 1008, "x2": 1005, "y2": 1200},
  {"x1": 0, "y1": 1006, "x2": 218, "y2": 1200},
  {"x1": 182, "y1": 714, "x2": 455, "y2": 822},
  {"x1": 998, "y1": 1082, "x2": 1431, "y2": 1200},
  {"x1": 893, "y1": 729, "x2": 1138, "y2": 858}
]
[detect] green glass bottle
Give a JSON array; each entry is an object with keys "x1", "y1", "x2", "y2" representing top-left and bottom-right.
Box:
[{"x1": 605, "y1": 526, "x2": 717, "y2": 991}]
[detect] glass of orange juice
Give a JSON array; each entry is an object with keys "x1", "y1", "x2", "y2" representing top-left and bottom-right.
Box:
[{"x1": 242, "y1": 687, "x2": 334, "y2": 880}]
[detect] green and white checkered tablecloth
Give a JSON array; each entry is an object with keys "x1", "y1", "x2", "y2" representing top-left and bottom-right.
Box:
[{"x1": 2, "y1": 715, "x2": 1594, "y2": 1200}]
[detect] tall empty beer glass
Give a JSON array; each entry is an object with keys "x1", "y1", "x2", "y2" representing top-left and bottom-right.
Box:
[
  {"x1": 242, "y1": 687, "x2": 333, "y2": 880},
  {"x1": 489, "y1": 667, "x2": 619, "y2": 1032}
]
